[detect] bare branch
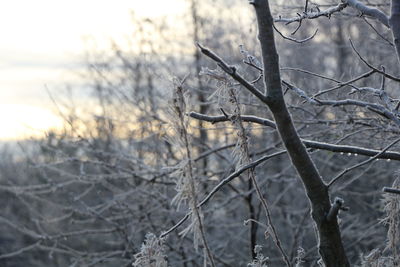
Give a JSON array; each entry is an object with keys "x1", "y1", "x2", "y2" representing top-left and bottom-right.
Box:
[
  {"x1": 282, "y1": 78, "x2": 400, "y2": 125},
  {"x1": 344, "y1": 0, "x2": 390, "y2": 27},
  {"x1": 197, "y1": 43, "x2": 267, "y2": 102},
  {"x1": 160, "y1": 214, "x2": 190, "y2": 238},
  {"x1": 253, "y1": 0, "x2": 349, "y2": 264},
  {"x1": 313, "y1": 69, "x2": 376, "y2": 97},
  {"x1": 273, "y1": 24, "x2": 318, "y2": 43},
  {"x1": 362, "y1": 17, "x2": 394, "y2": 46},
  {"x1": 189, "y1": 111, "x2": 400, "y2": 161},
  {"x1": 349, "y1": 39, "x2": 400, "y2": 82},
  {"x1": 326, "y1": 197, "x2": 346, "y2": 222},
  {"x1": 274, "y1": 3, "x2": 348, "y2": 24},
  {"x1": 0, "y1": 241, "x2": 42, "y2": 260},
  {"x1": 282, "y1": 80, "x2": 319, "y2": 104},
  {"x1": 160, "y1": 150, "x2": 286, "y2": 238},
  {"x1": 383, "y1": 187, "x2": 400, "y2": 194},
  {"x1": 328, "y1": 137, "x2": 400, "y2": 188},
  {"x1": 315, "y1": 98, "x2": 400, "y2": 125},
  {"x1": 390, "y1": 0, "x2": 400, "y2": 66},
  {"x1": 281, "y1": 67, "x2": 342, "y2": 83},
  {"x1": 189, "y1": 112, "x2": 276, "y2": 128}
]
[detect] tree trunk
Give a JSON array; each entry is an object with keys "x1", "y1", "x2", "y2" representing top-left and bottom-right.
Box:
[
  {"x1": 390, "y1": 0, "x2": 400, "y2": 69},
  {"x1": 251, "y1": 0, "x2": 350, "y2": 266}
]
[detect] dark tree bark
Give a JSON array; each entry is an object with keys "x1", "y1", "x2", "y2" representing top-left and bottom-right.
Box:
[
  {"x1": 250, "y1": 0, "x2": 350, "y2": 266},
  {"x1": 390, "y1": 0, "x2": 400, "y2": 67}
]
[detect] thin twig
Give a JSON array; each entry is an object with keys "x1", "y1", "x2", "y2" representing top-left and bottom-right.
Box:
[
  {"x1": 273, "y1": 24, "x2": 318, "y2": 43},
  {"x1": 197, "y1": 43, "x2": 267, "y2": 102},
  {"x1": 189, "y1": 111, "x2": 400, "y2": 161},
  {"x1": 228, "y1": 88, "x2": 291, "y2": 266},
  {"x1": 328, "y1": 137, "x2": 400, "y2": 188},
  {"x1": 274, "y1": 3, "x2": 348, "y2": 24},
  {"x1": 281, "y1": 67, "x2": 341, "y2": 83},
  {"x1": 173, "y1": 80, "x2": 216, "y2": 267},
  {"x1": 160, "y1": 150, "x2": 286, "y2": 238},
  {"x1": 313, "y1": 69, "x2": 376, "y2": 97},
  {"x1": 349, "y1": 39, "x2": 400, "y2": 82},
  {"x1": 0, "y1": 240, "x2": 42, "y2": 259},
  {"x1": 362, "y1": 17, "x2": 393, "y2": 46}
]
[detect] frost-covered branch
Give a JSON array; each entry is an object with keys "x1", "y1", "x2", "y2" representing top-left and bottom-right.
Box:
[
  {"x1": 274, "y1": 3, "x2": 348, "y2": 24},
  {"x1": 160, "y1": 150, "x2": 286, "y2": 239},
  {"x1": 189, "y1": 112, "x2": 400, "y2": 161},
  {"x1": 390, "y1": 0, "x2": 400, "y2": 66},
  {"x1": 328, "y1": 137, "x2": 400, "y2": 188},
  {"x1": 344, "y1": 0, "x2": 390, "y2": 27},
  {"x1": 197, "y1": 43, "x2": 267, "y2": 101}
]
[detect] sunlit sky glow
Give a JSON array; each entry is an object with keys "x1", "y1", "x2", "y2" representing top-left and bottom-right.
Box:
[{"x1": 0, "y1": 0, "x2": 185, "y2": 140}]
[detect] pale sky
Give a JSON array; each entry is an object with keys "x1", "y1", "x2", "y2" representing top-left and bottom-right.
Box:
[{"x1": 0, "y1": 0, "x2": 186, "y2": 140}]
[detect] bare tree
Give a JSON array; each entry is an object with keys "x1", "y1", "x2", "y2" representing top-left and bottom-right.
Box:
[
  {"x1": 162, "y1": 0, "x2": 400, "y2": 266},
  {"x1": 2, "y1": 1, "x2": 400, "y2": 267}
]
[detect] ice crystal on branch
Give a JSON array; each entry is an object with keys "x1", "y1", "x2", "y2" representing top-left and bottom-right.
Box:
[{"x1": 133, "y1": 233, "x2": 168, "y2": 267}]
